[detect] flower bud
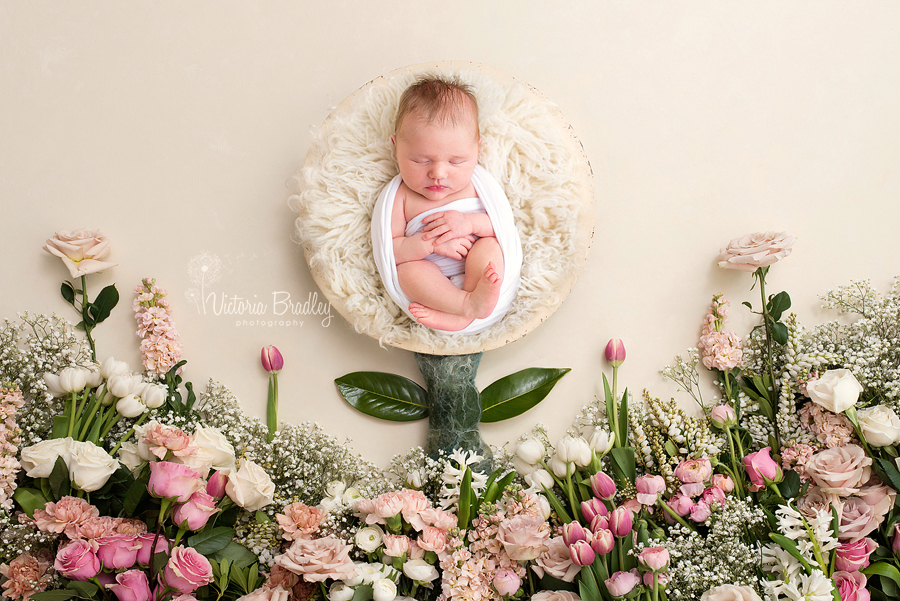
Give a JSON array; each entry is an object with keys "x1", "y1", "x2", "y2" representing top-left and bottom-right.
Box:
[
  {"x1": 58, "y1": 367, "x2": 88, "y2": 393},
  {"x1": 569, "y1": 540, "x2": 596, "y2": 567},
  {"x1": 710, "y1": 404, "x2": 737, "y2": 428},
  {"x1": 637, "y1": 547, "x2": 669, "y2": 572},
  {"x1": 589, "y1": 514, "x2": 609, "y2": 534},
  {"x1": 516, "y1": 437, "x2": 545, "y2": 465},
  {"x1": 588, "y1": 429, "x2": 615, "y2": 456},
  {"x1": 581, "y1": 498, "x2": 608, "y2": 523},
  {"x1": 605, "y1": 570, "x2": 640, "y2": 597},
  {"x1": 556, "y1": 436, "x2": 591, "y2": 467},
  {"x1": 590, "y1": 471, "x2": 617, "y2": 500},
  {"x1": 609, "y1": 506, "x2": 633, "y2": 538},
  {"x1": 549, "y1": 456, "x2": 574, "y2": 478},
  {"x1": 591, "y1": 528, "x2": 615, "y2": 555},
  {"x1": 525, "y1": 469, "x2": 555, "y2": 491},
  {"x1": 493, "y1": 569, "x2": 521, "y2": 597},
  {"x1": 562, "y1": 522, "x2": 588, "y2": 547},
  {"x1": 116, "y1": 394, "x2": 147, "y2": 418},
  {"x1": 206, "y1": 470, "x2": 228, "y2": 500},
  {"x1": 605, "y1": 339, "x2": 626, "y2": 367},
  {"x1": 261, "y1": 346, "x2": 284, "y2": 374}
]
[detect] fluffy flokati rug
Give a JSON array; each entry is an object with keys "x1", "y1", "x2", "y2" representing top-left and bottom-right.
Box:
[{"x1": 289, "y1": 63, "x2": 593, "y2": 354}]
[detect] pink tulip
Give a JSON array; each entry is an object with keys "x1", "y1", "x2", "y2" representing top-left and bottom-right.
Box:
[
  {"x1": 743, "y1": 446, "x2": 783, "y2": 492},
  {"x1": 108, "y1": 570, "x2": 152, "y2": 601},
  {"x1": 148, "y1": 461, "x2": 204, "y2": 502},
  {"x1": 591, "y1": 528, "x2": 615, "y2": 555},
  {"x1": 96, "y1": 534, "x2": 142, "y2": 570},
  {"x1": 605, "y1": 570, "x2": 640, "y2": 597},
  {"x1": 206, "y1": 470, "x2": 228, "y2": 500},
  {"x1": 569, "y1": 540, "x2": 596, "y2": 567},
  {"x1": 710, "y1": 404, "x2": 737, "y2": 427},
  {"x1": 562, "y1": 522, "x2": 588, "y2": 546},
  {"x1": 581, "y1": 497, "x2": 608, "y2": 522},
  {"x1": 260, "y1": 346, "x2": 284, "y2": 374},
  {"x1": 635, "y1": 475, "x2": 666, "y2": 505},
  {"x1": 605, "y1": 339, "x2": 626, "y2": 367},
  {"x1": 493, "y1": 569, "x2": 521, "y2": 597},
  {"x1": 637, "y1": 547, "x2": 669, "y2": 572},
  {"x1": 609, "y1": 506, "x2": 633, "y2": 538},
  {"x1": 174, "y1": 490, "x2": 221, "y2": 531},
  {"x1": 590, "y1": 471, "x2": 617, "y2": 500},
  {"x1": 590, "y1": 514, "x2": 610, "y2": 534}
]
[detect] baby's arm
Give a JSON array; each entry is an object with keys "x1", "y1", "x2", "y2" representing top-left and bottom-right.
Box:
[
  {"x1": 421, "y1": 211, "x2": 495, "y2": 246},
  {"x1": 391, "y1": 186, "x2": 434, "y2": 264}
]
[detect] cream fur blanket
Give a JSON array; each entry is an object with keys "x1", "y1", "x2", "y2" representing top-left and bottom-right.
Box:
[{"x1": 290, "y1": 64, "x2": 592, "y2": 354}]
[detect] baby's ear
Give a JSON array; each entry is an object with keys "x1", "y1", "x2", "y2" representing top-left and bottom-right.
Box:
[{"x1": 390, "y1": 134, "x2": 396, "y2": 146}]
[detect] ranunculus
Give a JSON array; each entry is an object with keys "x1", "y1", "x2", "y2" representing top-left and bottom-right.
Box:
[
  {"x1": 556, "y1": 435, "x2": 592, "y2": 467},
  {"x1": 44, "y1": 229, "x2": 116, "y2": 277},
  {"x1": 54, "y1": 539, "x2": 100, "y2": 581},
  {"x1": 605, "y1": 569, "x2": 641, "y2": 597},
  {"x1": 96, "y1": 534, "x2": 141, "y2": 570},
  {"x1": 806, "y1": 369, "x2": 863, "y2": 414},
  {"x1": 635, "y1": 475, "x2": 666, "y2": 505},
  {"x1": 531, "y1": 592, "x2": 581, "y2": 601},
  {"x1": 148, "y1": 462, "x2": 204, "y2": 502},
  {"x1": 497, "y1": 514, "x2": 550, "y2": 560},
  {"x1": 666, "y1": 493, "x2": 694, "y2": 519},
  {"x1": 533, "y1": 537, "x2": 581, "y2": 582},
  {"x1": 192, "y1": 426, "x2": 236, "y2": 470},
  {"x1": 371, "y1": 578, "x2": 396, "y2": 601},
  {"x1": 225, "y1": 459, "x2": 275, "y2": 511},
  {"x1": 355, "y1": 525, "x2": 384, "y2": 553},
  {"x1": 173, "y1": 490, "x2": 220, "y2": 531},
  {"x1": 743, "y1": 446, "x2": 782, "y2": 492},
  {"x1": 276, "y1": 502, "x2": 325, "y2": 541},
  {"x1": 858, "y1": 405, "x2": 900, "y2": 447},
  {"x1": 236, "y1": 586, "x2": 290, "y2": 601},
  {"x1": 702, "y1": 486, "x2": 726, "y2": 508},
  {"x1": 69, "y1": 440, "x2": 120, "y2": 492},
  {"x1": 163, "y1": 546, "x2": 213, "y2": 593},
  {"x1": 107, "y1": 570, "x2": 151, "y2": 601},
  {"x1": 712, "y1": 474, "x2": 734, "y2": 493},
  {"x1": 637, "y1": 547, "x2": 669, "y2": 572},
  {"x1": 328, "y1": 583, "x2": 354, "y2": 601},
  {"x1": 493, "y1": 569, "x2": 521, "y2": 596},
  {"x1": 276, "y1": 537, "x2": 356, "y2": 582},
  {"x1": 716, "y1": 231, "x2": 795, "y2": 272},
  {"x1": 832, "y1": 571, "x2": 869, "y2": 601},
  {"x1": 674, "y1": 458, "x2": 712, "y2": 484},
  {"x1": 402, "y1": 559, "x2": 439, "y2": 583},
  {"x1": 690, "y1": 499, "x2": 712, "y2": 523},
  {"x1": 805, "y1": 444, "x2": 871, "y2": 496},
  {"x1": 835, "y1": 537, "x2": 877, "y2": 572},
  {"x1": 700, "y1": 584, "x2": 764, "y2": 601},
  {"x1": 20, "y1": 438, "x2": 74, "y2": 479},
  {"x1": 840, "y1": 497, "x2": 878, "y2": 542}
]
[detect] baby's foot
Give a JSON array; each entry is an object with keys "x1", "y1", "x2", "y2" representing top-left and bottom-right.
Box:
[
  {"x1": 463, "y1": 262, "x2": 502, "y2": 320},
  {"x1": 409, "y1": 303, "x2": 474, "y2": 331}
]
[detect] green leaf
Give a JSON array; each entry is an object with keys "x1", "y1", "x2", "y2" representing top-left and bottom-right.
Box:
[
  {"x1": 188, "y1": 526, "x2": 235, "y2": 554},
  {"x1": 49, "y1": 456, "x2": 71, "y2": 499},
  {"x1": 875, "y1": 458, "x2": 900, "y2": 495},
  {"x1": 767, "y1": 291, "x2": 791, "y2": 322},
  {"x1": 13, "y1": 488, "x2": 49, "y2": 517},
  {"x1": 778, "y1": 469, "x2": 801, "y2": 499},
  {"x1": 335, "y1": 372, "x2": 428, "y2": 422},
  {"x1": 741, "y1": 300, "x2": 753, "y2": 310},
  {"x1": 123, "y1": 477, "x2": 148, "y2": 516},
  {"x1": 213, "y1": 542, "x2": 259, "y2": 568},
  {"x1": 480, "y1": 368, "x2": 570, "y2": 423},
  {"x1": 603, "y1": 374, "x2": 615, "y2": 429},
  {"x1": 609, "y1": 446, "x2": 636, "y2": 486},
  {"x1": 60, "y1": 281, "x2": 77, "y2": 306},
  {"x1": 864, "y1": 562, "x2": 900, "y2": 589},
  {"x1": 771, "y1": 321, "x2": 789, "y2": 345},
  {"x1": 51, "y1": 414, "x2": 70, "y2": 439},
  {"x1": 540, "y1": 484, "x2": 573, "y2": 523},
  {"x1": 66, "y1": 581, "x2": 99, "y2": 599},
  {"x1": 617, "y1": 387, "x2": 629, "y2": 447},
  {"x1": 664, "y1": 439, "x2": 678, "y2": 457},
  {"x1": 229, "y1": 565, "x2": 247, "y2": 593},
  {"x1": 457, "y1": 468, "x2": 472, "y2": 529},
  {"x1": 770, "y1": 533, "x2": 812, "y2": 572},
  {"x1": 29, "y1": 592, "x2": 78, "y2": 601},
  {"x1": 88, "y1": 284, "x2": 119, "y2": 324},
  {"x1": 351, "y1": 585, "x2": 374, "y2": 601}
]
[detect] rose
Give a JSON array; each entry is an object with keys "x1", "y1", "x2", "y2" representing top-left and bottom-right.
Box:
[
  {"x1": 806, "y1": 369, "x2": 864, "y2": 414},
  {"x1": 20, "y1": 438, "x2": 74, "y2": 478},
  {"x1": 700, "y1": 584, "x2": 764, "y2": 601},
  {"x1": 372, "y1": 579, "x2": 397, "y2": 601},
  {"x1": 276, "y1": 537, "x2": 356, "y2": 582},
  {"x1": 225, "y1": 459, "x2": 275, "y2": 511},
  {"x1": 148, "y1": 462, "x2": 204, "y2": 502},
  {"x1": 605, "y1": 570, "x2": 641, "y2": 597},
  {"x1": 716, "y1": 231, "x2": 795, "y2": 272},
  {"x1": 635, "y1": 475, "x2": 666, "y2": 505},
  {"x1": 674, "y1": 458, "x2": 712, "y2": 484},
  {"x1": 858, "y1": 405, "x2": 900, "y2": 446},
  {"x1": 173, "y1": 490, "x2": 220, "y2": 531},
  {"x1": 192, "y1": 426, "x2": 236, "y2": 470},
  {"x1": 533, "y1": 537, "x2": 581, "y2": 582},
  {"x1": 107, "y1": 570, "x2": 152, "y2": 601},
  {"x1": 493, "y1": 569, "x2": 521, "y2": 596},
  {"x1": 54, "y1": 539, "x2": 100, "y2": 581},
  {"x1": 69, "y1": 440, "x2": 120, "y2": 492},
  {"x1": 666, "y1": 493, "x2": 694, "y2": 520},
  {"x1": 497, "y1": 514, "x2": 550, "y2": 560},
  {"x1": 117, "y1": 442, "x2": 144, "y2": 474},
  {"x1": 712, "y1": 474, "x2": 734, "y2": 493},
  {"x1": 96, "y1": 534, "x2": 141, "y2": 570},
  {"x1": 637, "y1": 547, "x2": 669, "y2": 572},
  {"x1": 835, "y1": 537, "x2": 877, "y2": 572},
  {"x1": 402, "y1": 559, "x2": 439, "y2": 583},
  {"x1": 532, "y1": 593, "x2": 581, "y2": 601},
  {"x1": 236, "y1": 587, "x2": 290, "y2": 601},
  {"x1": 44, "y1": 229, "x2": 116, "y2": 277},
  {"x1": 805, "y1": 444, "x2": 871, "y2": 496},
  {"x1": 135, "y1": 533, "x2": 170, "y2": 567},
  {"x1": 857, "y1": 477, "x2": 896, "y2": 520},
  {"x1": 832, "y1": 571, "x2": 869, "y2": 601},
  {"x1": 840, "y1": 497, "x2": 878, "y2": 542},
  {"x1": 355, "y1": 525, "x2": 384, "y2": 553},
  {"x1": 163, "y1": 546, "x2": 213, "y2": 593},
  {"x1": 743, "y1": 446, "x2": 782, "y2": 491}
]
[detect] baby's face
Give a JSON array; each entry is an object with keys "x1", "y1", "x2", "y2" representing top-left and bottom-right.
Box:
[{"x1": 392, "y1": 113, "x2": 479, "y2": 202}]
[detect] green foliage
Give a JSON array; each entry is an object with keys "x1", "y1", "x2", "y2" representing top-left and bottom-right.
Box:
[
  {"x1": 335, "y1": 372, "x2": 429, "y2": 421},
  {"x1": 480, "y1": 368, "x2": 570, "y2": 422}
]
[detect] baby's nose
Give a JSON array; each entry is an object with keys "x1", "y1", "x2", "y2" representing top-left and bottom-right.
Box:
[{"x1": 429, "y1": 163, "x2": 449, "y2": 179}]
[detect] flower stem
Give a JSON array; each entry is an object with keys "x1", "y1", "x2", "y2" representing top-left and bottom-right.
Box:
[
  {"x1": 67, "y1": 391, "x2": 78, "y2": 438},
  {"x1": 109, "y1": 412, "x2": 150, "y2": 455},
  {"x1": 80, "y1": 275, "x2": 97, "y2": 362},
  {"x1": 725, "y1": 425, "x2": 745, "y2": 499},
  {"x1": 757, "y1": 268, "x2": 780, "y2": 446},
  {"x1": 657, "y1": 498, "x2": 694, "y2": 531}
]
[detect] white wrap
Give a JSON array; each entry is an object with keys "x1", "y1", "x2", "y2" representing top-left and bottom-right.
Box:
[{"x1": 372, "y1": 165, "x2": 523, "y2": 334}]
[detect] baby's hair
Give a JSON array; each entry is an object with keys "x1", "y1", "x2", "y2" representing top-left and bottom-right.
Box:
[{"x1": 395, "y1": 76, "x2": 479, "y2": 138}]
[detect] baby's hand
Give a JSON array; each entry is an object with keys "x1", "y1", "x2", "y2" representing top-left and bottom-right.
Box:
[
  {"x1": 432, "y1": 235, "x2": 476, "y2": 261},
  {"x1": 422, "y1": 211, "x2": 474, "y2": 245}
]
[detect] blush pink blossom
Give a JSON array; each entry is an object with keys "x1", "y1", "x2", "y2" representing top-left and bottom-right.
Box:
[
  {"x1": 674, "y1": 458, "x2": 712, "y2": 484},
  {"x1": 690, "y1": 500, "x2": 712, "y2": 523},
  {"x1": 805, "y1": 444, "x2": 872, "y2": 496},
  {"x1": 107, "y1": 570, "x2": 152, "y2": 601},
  {"x1": 133, "y1": 279, "x2": 183, "y2": 375},
  {"x1": 162, "y1": 546, "x2": 213, "y2": 593},
  {"x1": 743, "y1": 447, "x2": 782, "y2": 492},
  {"x1": 591, "y1": 529, "x2": 615, "y2": 556},
  {"x1": 533, "y1": 537, "x2": 581, "y2": 582},
  {"x1": 711, "y1": 474, "x2": 734, "y2": 493},
  {"x1": 635, "y1": 475, "x2": 666, "y2": 505},
  {"x1": 382, "y1": 534, "x2": 411, "y2": 558},
  {"x1": 637, "y1": 547, "x2": 669, "y2": 572},
  {"x1": 54, "y1": 540, "x2": 100, "y2": 581},
  {"x1": 835, "y1": 538, "x2": 877, "y2": 572},
  {"x1": 96, "y1": 534, "x2": 142, "y2": 570},
  {"x1": 148, "y1": 461, "x2": 204, "y2": 502},
  {"x1": 605, "y1": 569, "x2": 641, "y2": 597},
  {"x1": 497, "y1": 514, "x2": 550, "y2": 561},
  {"x1": 493, "y1": 569, "x2": 521, "y2": 596},
  {"x1": 143, "y1": 423, "x2": 196, "y2": 460},
  {"x1": 0, "y1": 551, "x2": 52, "y2": 601},
  {"x1": 173, "y1": 490, "x2": 220, "y2": 531},
  {"x1": 832, "y1": 571, "x2": 870, "y2": 601},
  {"x1": 275, "y1": 502, "x2": 325, "y2": 541},
  {"x1": 32, "y1": 496, "x2": 99, "y2": 538},
  {"x1": 609, "y1": 507, "x2": 633, "y2": 538},
  {"x1": 275, "y1": 537, "x2": 356, "y2": 582},
  {"x1": 136, "y1": 533, "x2": 170, "y2": 567},
  {"x1": 417, "y1": 526, "x2": 448, "y2": 553}
]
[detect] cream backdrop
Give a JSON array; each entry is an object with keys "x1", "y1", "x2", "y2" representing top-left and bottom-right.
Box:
[{"x1": 2, "y1": 2, "x2": 899, "y2": 468}]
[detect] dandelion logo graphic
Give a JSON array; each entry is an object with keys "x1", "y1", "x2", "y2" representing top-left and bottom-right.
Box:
[{"x1": 185, "y1": 252, "x2": 225, "y2": 314}]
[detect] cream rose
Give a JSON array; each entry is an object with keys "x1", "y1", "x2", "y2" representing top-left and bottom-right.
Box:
[
  {"x1": 276, "y1": 537, "x2": 356, "y2": 582},
  {"x1": 497, "y1": 514, "x2": 550, "y2": 561},
  {"x1": 117, "y1": 441, "x2": 144, "y2": 474},
  {"x1": 806, "y1": 369, "x2": 863, "y2": 414},
  {"x1": 20, "y1": 438, "x2": 75, "y2": 478},
  {"x1": 805, "y1": 444, "x2": 871, "y2": 496},
  {"x1": 534, "y1": 537, "x2": 581, "y2": 582},
  {"x1": 44, "y1": 229, "x2": 117, "y2": 278},
  {"x1": 716, "y1": 231, "x2": 795, "y2": 272},
  {"x1": 858, "y1": 405, "x2": 900, "y2": 446},
  {"x1": 531, "y1": 592, "x2": 581, "y2": 601},
  {"x1": 68, "y1": 440, "x2": 120, "y2": 492},
  {"x1": 225, "y1": 459, "x2": 275, "y2": 511},
  {"x1": 192, "y1": 426, "x2": 236, "y2": 470},
  {"x1": 700, "y1": 584, "x2": 764, "y2": 601}
]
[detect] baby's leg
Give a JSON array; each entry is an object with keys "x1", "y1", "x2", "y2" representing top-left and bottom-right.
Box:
[{"x1": 398, "y1": 260, "x2": 476, "y2": 331}]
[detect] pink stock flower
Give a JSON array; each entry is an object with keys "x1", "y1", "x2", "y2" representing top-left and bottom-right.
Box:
[
  {"x1": 637, "y1": 547, "x2": 669, "y2": 572},
  {"x1": 107, "y1": 570, "x2": 152, "y2": 601},
  {"x1": 743, "y1": 447, "x2": 782, "y2": 492},
  {"x1": 699, "y1": 331, "x2": 743, "y2": 371},
  {"x1": 0, "y1": 551, "x2": 52, "y2": 601},
  {"x1": 96, "y1": 534, "x2": 142, "y2": 570},
  {"x1": 590, "y1": 471, "x2": 617, "y2": 500},
  {"x1": 275, "y1": 537, "x2": 356, "y2": 582},
  {"x1": 162, "y1": 546, "x2": 213, "y2": 593},
  {"x1": 798, "y1": 402, "x2": 855, "y2": 448},
  {"x1": 609, "y1": 507, "x2": 633, "y2": 538},
  {"x1": 173, "y1": 490, "x2": 221, "y2": 531},
  {"x1": 148, "y1": 461, "x2": 204, "y2": 502},
  {"x1": 674, "y1": 458, "x2": 712, "y2": 484},
  {"x1": 133, "y1": 278, "x2": 183, "y2": 375},
  {"x1": 54, "y1": 539, "x2": 101, "y2": 581},
  {"x1": 605, "y1": 569, "x2": 641, "y2": 597},
  {"x1": 835, "y1": 538, "x2": 877, "y2": 572},
  {"x1": 832, "y1": 571, "x2": 870, "y2": 601},
  {"x1": 275, "y1": 502, "x2": 325, "y2": 541},
  {"x1": 635, "y1": 475, "x2": 666, "y2": 505}
]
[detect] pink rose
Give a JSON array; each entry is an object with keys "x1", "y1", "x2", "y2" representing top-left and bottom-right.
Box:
[
  {"x1": 716, "y1": 231, "x2": 795, "y2": 272},
  {"x1": 44, "y1": 229, "x2": 116, "y2": 277},
  {"x1": 275, "y1": 502, "x2": 325, "y2": 541},
  {"x1": 96, "y1": 534, "x2": 142, "y2": 570},
  {"x1": 493, "y1": 569, "x2": 521, "y2": 596},
  {"x1": 674, "y1": 458, "x2": 712, "y2": 484},
  {"x1": 796, "y1": 486, "x2": 841, "y2": 519},
  {"x1": 382, "y1": 534, "x2": 411, "y2": 558},
  {"x1": 148, "y1": 461, "x2": 204, "y2": 502},
  {"x1": 54, "y1": 539, "x2": 100, "y2": 581},
  {"x1": 275, "y1": 537, "x2": 357, "y2": 582},
  {"x1": 107, "y1": 570, "x2": 152, "y2": 601},
  {"x1": 235, "y1": 586, "x2": 290, "y2": 601},
  {"x1": 840, "y1": 497, "x2": 878, "y2": 542},
  {"x1": 857, "y1": 477, "x2": 895, "y2": 521},
  {"x1": 173, "y1": 490, "x2": 221, "y2": 531},
  {"x1": 832, "y1": 571, "x2": 870, "y2": 601},
  {"x1": 835, "y1": 538, "x2": 877, "y2": 572},
  {"x1": 533, "y1": 537, "x2": 581, "y2": 582},
  {"x1": 497, "y1": 514, "x2": 550, "y2": 561},
  {"x1": 605, "y1": 569, "x2": 641, "y2": 597},
  {"x1": 635, "y1": 475, "x2": 666, "y2": 505},
  {"x1": 637, "y1": 547, "x2": 669, "y2": 572},
  {"x1": 743, "y1": 447, "x2": 782, "y2": 492},
  {"x1": 700, "y1": 584, "x2": 764, "y2": 601},
  {"x1": 417, "y1": 526, "x2": 448, "y2": 553},
  {"x1": 163, "y1": 546, "x2": 213, "y2": 593},
  {"x1": 805, "y1": 444, "x2": 871, "y2": 496},
  {"x1": 136, "y1": 533, "x2": 170, "y2": 566}
]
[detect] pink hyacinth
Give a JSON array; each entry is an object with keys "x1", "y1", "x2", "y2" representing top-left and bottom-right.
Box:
[{"x1": 133, "y1": 278, "x2": 183, "y2": 375}]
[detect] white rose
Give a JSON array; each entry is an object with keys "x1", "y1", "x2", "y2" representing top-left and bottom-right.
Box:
[
  {"x1": 193, "y1": 426, "x2": 236, "y2": 470},
  {"x1": 402, "y1": 559, "x2": 439, "y2": 583},
  {"x1": 139, "y1": 383, "x2": 167, "y2": 409},
  {"x1": 69, "y1": 440, "x2": 120, "y2": 491},
  {"x1": 116, "y1": 394, "x2": 147, "y2": 418},
  {"x1": 328, "y1": 583, "x2": 354, "y2": 601},
  {"x1": 134, "y1": 420, "x2": 158, "y2": 461},
  {"x1": 58, "y1": 367, "x2": 88, "y2": 393},
  {"x1": 716, "y1": 231, "x2": 795, "y2": 272},
  {"x1": 99, "y1": 356, "x2": 130, "y2": 379},
  {"x1": 555, "y1": 436, "x2": 591, "y2": 467},
  {"x1": 858, "y1": 405, "x2": 900, "y2": 447},
  {"x1": 20, "y1": 437, "x2": 75, "y2": 478},
  {"x1": 355, "y1": 525, "x2": 384, "y2": 553},
  {"x1": 174, "y1": 447, "x2": 214, "y2": 478},
  {"x1": 225, "y1": 459, "x2": 275, "y2": 511},
  {"x1": 807, "y1": 369, "x2": 864, "y2": 413},
  {"x1": 515, "y1": 438, "x2": 545, "y2": 465},
  {"x1": 700, "y1": 584, "x2": 763, "y2": 601},
  {"x1": 117, "y1": 441, "x2": 144, "y2": 474},
  {"x1": 372, "y1": 578, "x2": 397, "y2": 601},
  {"x1": 107, "y1": 373, "x2": 141, "y2": 398}
]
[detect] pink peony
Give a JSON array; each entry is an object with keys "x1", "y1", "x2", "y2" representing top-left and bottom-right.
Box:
[
  {"x1": 275, "y1": 537, "x2": 356, "y2": 582},
  {"x1": 666, "y1": 493, "x2": 694, "y2": 519},
  {"x1": 832, "y1": 571, "x2": 870, "y2": 601},
  {"x1": 497, "y1": 514, "x2": 550, "y2": 561},
  {"x1": 96, "y1": 534, "x2": 142, "y2": 570},
  {"x1": 701, "y1": 486, "x2": 726, "y2": 508},
  {"x1": 107, "y1": 570, "x2": 152, "y2": 601},
  {"x1": 275, "y1": 502, "x2": 325, "y2": 541},
  {"x1": 0, "y1": 551, "x2": 52, "y2": 601},
  {"x1": 54, "y1": 539, "x2": 101, "y2": 581},
  {"x1": 533, "y1": 537, "x2": 581, "y2": 582},
  {"x1": 148, "y1": 461, "x2": 204, "y2": 502},
  {"x1": 162, "y1": 546, "x2": 213, "y2": 593}
]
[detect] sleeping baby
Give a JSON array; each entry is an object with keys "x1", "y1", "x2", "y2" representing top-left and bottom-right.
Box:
[{"x1": 380, "y1": 77, "x2": 516, "y2": 332}]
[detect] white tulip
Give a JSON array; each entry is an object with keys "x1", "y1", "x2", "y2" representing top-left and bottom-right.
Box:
[
  {"x1": 84, "y1": 365, "x2": 103, "y2": 389},
  {"x1": 107, "y1": 373, "x2": 141, "y2": 398},
  {"x1": 589, "y1": 429, "x2": 615, "y2": 455},
  {"x1": 139, "y1": 383, "x2": 167, "y2": 409},
  {"x1": 58, "y1": 367, "x2": 88, "y2": 393},
  {"x1": 116, "y1": 394, "x2": 146, "y2": 418},
  {"x1": 515, "y1": 437, "x2": 545, "y2": 465},
  {"x1": 556, "y1": 435, "x2": 592, "y2": 467},
  {"x1": 43, "y1": 372, "x2": 66, "y2": 397},
  {"x1": 549, "y1": 456, "x2": 574, "y2": 478},
  {"x1": 99, "y1": 356, "x2": 130, "y2": 379},
  {"x1": 525, "y1": 468, "x2": 555, "y2": 491}
]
